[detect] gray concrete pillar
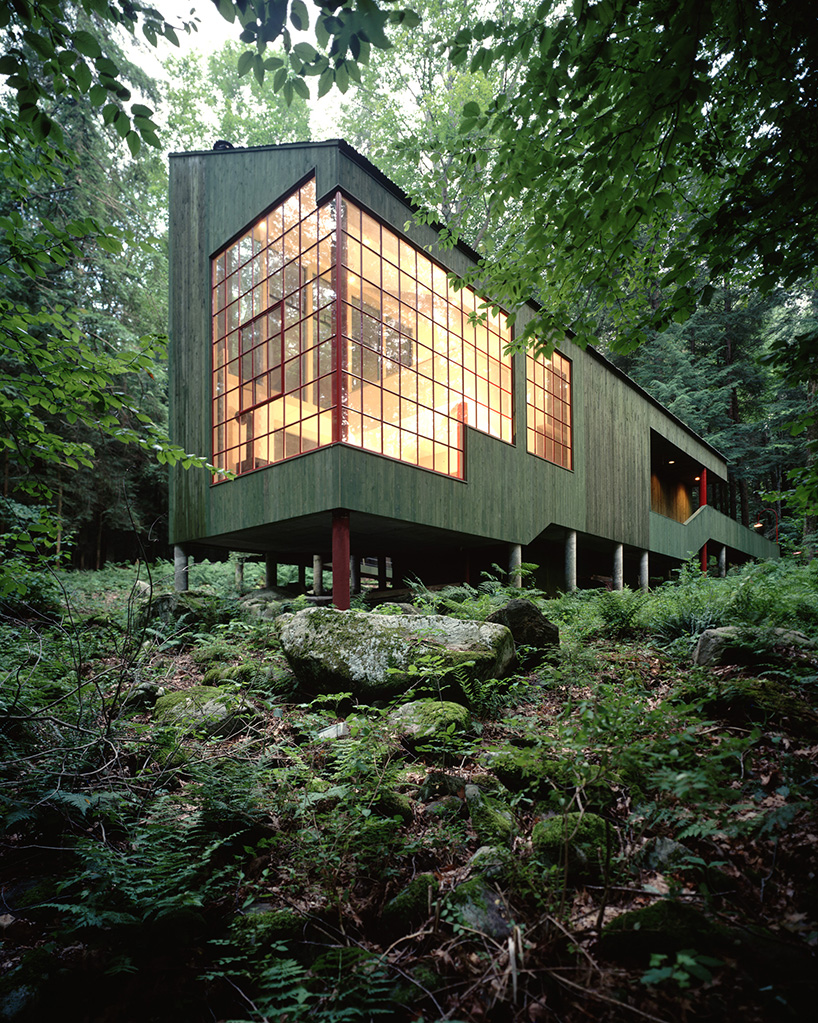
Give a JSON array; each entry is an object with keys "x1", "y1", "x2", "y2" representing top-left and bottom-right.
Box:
[
  {"x1": 719, "y1": 545, "x2": 727, "y2": 578},
  {"x1": 265, "y1": 554, "x2": 277, "y2": 589},
  {"x1": 613, "y1": 543, "x2": 624, "y2": 591},
  {"x1": 234, "y1": 556, "x2": 244, "y2": 592},
  {"x1": 639, "y1": 550, "x2": 649, "y2": 592},
  {"x1": 565, "y1": 530, "x2": 577, "y2": 592},
  {"x1": 350, "y1": 555, "x2": 361, "y2": 595},
  {"x1": 509, "y1": 543, "x2": 523, "y2": 587},
  {"x1": 312, "y1": 554, "x2": 323, "y2": 595},
  {"x1": 173, "y1": 545, "x2": 189, "y2": 592}
]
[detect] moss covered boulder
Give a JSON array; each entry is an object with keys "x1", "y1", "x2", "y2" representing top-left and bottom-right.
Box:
[
  {"x1": 277, "y1": 608, "x2": 515, "y2": 701},
  {"x1": 674, "y1": 673, "x2": 818, "y2": 738},
  {"x1": 692, "y1": 626, "x2": 817, "y2": 668},
  {"x1": 531, "y1": 811, "x2": 609, "y2": 881},
  {"x1": 448, "y1": 878, "x2": 512, "y2": 939},
  {"x1": 597, "y1": 899, "x2": 725, "y2": 962},
  {"x1": 465, "y1": 786, "x2": 516, "y2": 846},
  {"x1": 153, "y1": 686, "x2": 257, "y2": 737},
  {"x1": 389, "y1": 699, "x2": 471, "y2": 758},
  {"x1": 230, "y1": 906, "x2": 301, "y2": 952},
  {"x1": 491, "y1": 748, "x2": 618, "y2": 810},
  {"x1": 381, "y1": 874, "x2": 438, "y2": 935}
]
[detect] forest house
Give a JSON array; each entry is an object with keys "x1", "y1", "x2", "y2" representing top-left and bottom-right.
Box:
[{"x1": 168, "y1": 140, "x2": 778, "y2": 606}]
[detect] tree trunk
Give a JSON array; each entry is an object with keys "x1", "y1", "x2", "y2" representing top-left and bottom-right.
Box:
[
  {"x1": 739, "y1": 478, "x2": 750, "y2": 528},
  {"x1": 806, "y1": 378, "x2": 818, "y2": 557},
  {"x1": 95, "y1": 512, "x2": 103, "y2": 571}
]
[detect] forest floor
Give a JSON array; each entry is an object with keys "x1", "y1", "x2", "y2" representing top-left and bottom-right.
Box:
[{"x1": 1, "y1": 563, "x2": 817, "y2": 1022}]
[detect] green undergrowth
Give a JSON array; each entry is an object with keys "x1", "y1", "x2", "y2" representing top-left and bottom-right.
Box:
[{"x1": 1, "y1": 560, "x2": 817, "y2": 1022}]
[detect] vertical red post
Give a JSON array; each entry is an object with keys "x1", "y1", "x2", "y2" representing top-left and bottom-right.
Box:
[
  {"x1": 700, "y1": 542, "x2": 709, "y2": 574},
  {"x1": 454, "y1": 401, "x2": 467, "y2": 479},
  {"x1": 700, "y1": 467, "x2": 708, "y2": 506},
  {"x1": 333, "y1": 190, "x2": 345, "y2": 445},
  {"x1": 332, "y1": 509, "x2": 351, "y2": 610}
]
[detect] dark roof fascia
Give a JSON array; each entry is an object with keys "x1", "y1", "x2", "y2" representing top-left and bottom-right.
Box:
[{"x1": 169, "y1": 139, "x2": 727, "y2": 467}]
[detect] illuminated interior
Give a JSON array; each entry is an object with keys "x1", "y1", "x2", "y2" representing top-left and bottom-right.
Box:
[
  {"x1": 526, "y1": 350, "x2": 572, "y2": 470},
  {"x1": 212, "y1": 176, "x2": 571, "y2": 480}
]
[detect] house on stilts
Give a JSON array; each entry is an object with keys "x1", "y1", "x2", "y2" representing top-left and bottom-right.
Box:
[{"x1": 168, "y1": 140, "x2": 778, "y2": 606}]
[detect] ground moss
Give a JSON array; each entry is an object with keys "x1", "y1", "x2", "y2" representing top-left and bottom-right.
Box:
[
  {"x1": 531, "y1": 811, "x2": 608, "y2": 880},
  {"x1": 468, "y1": 795, "x2": 515, "y2": 846},
  {"x1": 381, "y1": 873, "x2": 438, "y2": 932},
  {"x1": 230, "y1": 907, "x2": 301, "y2": 951},
  {"x1": 597, "y1": 899, "x2": 725, "y2": 961}
]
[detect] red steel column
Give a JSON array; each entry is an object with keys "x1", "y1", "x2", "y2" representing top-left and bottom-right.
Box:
[
  {"x1": 333, "y1": 190, "x2": 345, "y2": 444},
  {"x1": 332, "y1": 509, "x2": 351, "y2": 610}
]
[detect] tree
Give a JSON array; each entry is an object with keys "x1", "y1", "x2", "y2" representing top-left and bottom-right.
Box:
[
  {"x1": 336, "y1": 0, "x2": 519, "y2": 250},
  {"x1": 162, "y1": 38, "x2": 311, "y2": 152},
  {"x1": 0, "y1": 2, "x2": 207, "y2": 589}
]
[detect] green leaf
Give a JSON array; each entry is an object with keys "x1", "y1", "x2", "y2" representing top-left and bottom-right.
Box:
[
  {"x1": 293, "y1": 42, "x2": 317, "y2": 63},
  {"x1": 290, "y1": 0, "x2": 309, "y2": 33},
  {"x1": 72, "y1": 30, "x2": 102, "y2": 59},
  {"x1": 273, "y1": 67, "x2": 287, "y2": 92},
  {"x1": 237, "y1": 50, "x2": 254, "y2": 78},
  {"x1": 73, "y1": 60, "x2": 92, "y2": 93},
  {"x1": 317, "y1": 68, "x2": 334, "y2": 99}
]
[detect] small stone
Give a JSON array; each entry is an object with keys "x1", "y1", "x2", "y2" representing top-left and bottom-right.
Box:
[{"x1": 317, "y1": 721, "x2": 351, "y2": 740}]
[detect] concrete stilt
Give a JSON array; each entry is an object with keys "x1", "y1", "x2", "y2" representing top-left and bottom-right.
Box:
[
  {"x1": 565, "y1": 530, "x2": 577, "y2": 592},
  {"x1": 613, "y1": 543, "x2": 624, "y2": 591},
  {"x1": 719, "y1": 545, "x2": 727, "y2": 578},
  {"x1": 350, "y1": 555, "x2": 361, "y2": 595},
  {"x1": 313, "y1": 554, "x2": 323, "y2": 595},
  {"x1": 173, "y1": 545, "x2": 189, "y2": 592},
  {"x1": 509, "y1": 543, "x2": 523, "y2": 588},
  {"x1": 639, "y1": 550, "x2": 649, "y2": 592}
]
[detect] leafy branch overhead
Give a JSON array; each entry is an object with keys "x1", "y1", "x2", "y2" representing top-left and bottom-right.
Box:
[{"x1": 222, "y1": 0, "x2": 420, "y2": 102}]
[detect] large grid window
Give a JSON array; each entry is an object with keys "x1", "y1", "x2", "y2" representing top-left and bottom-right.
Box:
[
  {"x1": 526, "y1": 350, "x2": 572, "y2": 469},
  {"x1": 211, "y1": 179, "x2": 514, "y2": 480},
  {"x1": 340, "y1": 198, "x2": 513, "y2": 476},
  {"x1": 211, "y1": 179, "x2": 336, "y2": 478}
]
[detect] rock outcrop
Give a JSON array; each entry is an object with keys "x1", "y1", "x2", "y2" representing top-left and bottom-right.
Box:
[{"x1": 277, "y1": 608, "x2": 515, "y2": 701}]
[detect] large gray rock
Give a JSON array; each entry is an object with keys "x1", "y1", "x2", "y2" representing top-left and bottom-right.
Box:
[
  {"x1": 277, "y1": 608, "x2": 516, "y2": 701},
  {"x1": 692, "y1": 626, "x2": 817, "y2": 667},
  {"x1": 486, "y1": 598, "x2": 559, "y2": 667}
]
